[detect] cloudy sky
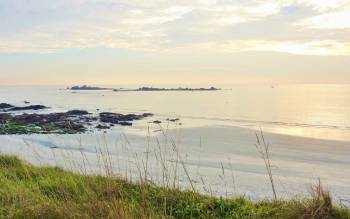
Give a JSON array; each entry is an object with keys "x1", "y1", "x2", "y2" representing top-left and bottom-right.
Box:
[{"x1": 1, "y1": 0, "x2": 350, "y2": 85}]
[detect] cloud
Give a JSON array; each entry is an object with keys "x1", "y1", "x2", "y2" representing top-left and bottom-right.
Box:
[
  {"x1": 0, "y1": 0, "x2": 349, "y2": 56},
  {"x1": 186, "y1": 40, "x2": 350, "y2": 56},
  {"x1": 191, "y1": 1, "x2": 289, "y2": 27},
  {"x1": 297, "y1": 5, "x2": 350, "y2": 29},
  {"x1": 122, "y1": 6, "x2": 192, "y2": 25},
  {"x1": 296, "y1": 0, "x2": 349, "y2": 12},
  {"x1": 296, "y1": 0, "x2": 350, "y2": 29}
]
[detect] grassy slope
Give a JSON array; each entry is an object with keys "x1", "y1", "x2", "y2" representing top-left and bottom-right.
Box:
[{"x1": 0, "y1": 155, "x2": 349, "y2": 219}]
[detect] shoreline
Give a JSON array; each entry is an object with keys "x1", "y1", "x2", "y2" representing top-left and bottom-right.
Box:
[{"x1": 0, "y1": 124, "x2": 349, "y2": 204}]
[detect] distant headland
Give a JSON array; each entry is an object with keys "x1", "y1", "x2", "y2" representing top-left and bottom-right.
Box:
[
  {"x1": 113, "y1": 86, "x2": 220, "y2": 92},
  {"x1": 69, "y1": 85, "x2": 221, "y2": 92}
]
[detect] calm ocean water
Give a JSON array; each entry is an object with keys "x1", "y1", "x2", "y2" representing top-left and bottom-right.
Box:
[{"x1": 1, "y1": 84, "x2": 350, "y2": 141}]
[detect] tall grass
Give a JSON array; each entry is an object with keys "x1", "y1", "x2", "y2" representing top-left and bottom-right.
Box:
[
  {"x1": 0, "y1": 123, "x2": 349, "y2": 218},
  {"x1": 0, "y1": 155, "x2": 349, "y2": 218},
  {"x1": 255, "y1": 129, "x2": 277, "y2": 200}
]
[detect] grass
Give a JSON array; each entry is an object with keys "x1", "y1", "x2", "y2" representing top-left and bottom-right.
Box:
[{"x1": 0, "y1": 155, "x2": 349, "y2": 219}]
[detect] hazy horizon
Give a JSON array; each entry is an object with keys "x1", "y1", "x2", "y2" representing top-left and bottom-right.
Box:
[{"x1": 4, "y1": 82, "x2": 350, "y2": 87}]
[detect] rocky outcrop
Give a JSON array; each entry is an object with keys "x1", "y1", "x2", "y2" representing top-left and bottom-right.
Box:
[
  {"x1": 99, "y1": 112, "x2": 153, "y2": 125},
  {"x1": 0, "y1": 113, "x2": 12, "y2": 121},
  {"x1": 7, "y1": 105, "x2": 48, "y2": 111},
  {"x1": 66, "y1": 110, "x2": 90, "y2": 116},
  {"x1": 0, "y1": 103, "x2": 14, "y2": 109},
  {"x1": 0, "y1": 102, "x2": 154, "y2": 135}
]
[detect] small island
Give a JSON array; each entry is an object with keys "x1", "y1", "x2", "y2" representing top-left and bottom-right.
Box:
[
  {"x1": 68, "y1": 85, "x2": 221, "y2": 92},
  {"x1": 70, "y1": 85, "x2": 111, "y2": 91},
  {"x1": 113, "y1": 86, "x2": 221, "y2": 92}
]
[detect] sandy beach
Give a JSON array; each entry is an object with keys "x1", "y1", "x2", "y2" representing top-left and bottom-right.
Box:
[{"x1": 1, "y1": 124, "x2": 349, "y2": 205}]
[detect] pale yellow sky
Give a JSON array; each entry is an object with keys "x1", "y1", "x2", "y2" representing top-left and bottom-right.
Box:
[{"x1": 0, "y1": 0, "x2": 350, "y2": 85}]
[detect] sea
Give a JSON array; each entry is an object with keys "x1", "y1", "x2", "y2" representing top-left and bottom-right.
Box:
[{"x1": 0, "y1": 84, "x2": 349, "y2": 204}]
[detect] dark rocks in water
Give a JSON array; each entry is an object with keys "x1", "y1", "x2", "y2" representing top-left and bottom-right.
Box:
[
  {"x1": 100, "y1": 112, "x2": 153, "y2": 125},
  {"x1": 153, "y1": 120, "x2": 162, "y2": 124},
  {"x1": 1, "y1": 103, "x2": 48, "y2": 111},
  {"x1": 8, "y1": 105, "x2": 48, "y2": 111},
  {"x1": 90, "y1": 117, "x2": 98, "y2": 121},
  {"x1": 54, "y1": 120, "x2": 85, "y2": 131},
  {"x1": 99, "y1": 112, "x2": 138, "y2": 123},
  {"x1": 13, "y1": 113, "x2": 71, "y2": 125},
  {"x1": 119, "y1": 121, "x2": 132, "y2": 126},
  {"x1": 24, "y1": 101, "x2": 30, "y2": 104},
  {"x1": 122, "y1": 114, "x2": 143, "y2": 121},
  {"x1": 1, "y1": 102, "x2": 153, "y2": 134},
  {"x1": 7, "y1": 111, "x2": 89, "y2": 133},
  {"x1": 12, "y1": 113, "x2": 44, "y2": 125},
  {"x1": 100, "y1": 112, "x2": 122, "y2": 124},
  {"x1": 66, "y1": 110, "x2": 90, "y2": 115},
  {"x1": 166, "y1": 118, "x2": 180, "y2": 122},
  {"x1": 0, "y1": 103, "x2": 14, "y2": 109},
  {"x1": 96, "y1": 124, "x2": 110, "y2": 129},
  {"x1": 0, "y1": 113, "x2": 12, "y2": 121}
]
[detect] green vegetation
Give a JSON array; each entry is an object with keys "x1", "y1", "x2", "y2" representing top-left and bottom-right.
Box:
[
  {"x1": 0, "y1": 120, "x2": 81, "y2": 135},
  {"x1": 0, "y1": 120, "x2": 42, "y2": 134},
  {"x1": 0, "y1": 155, "x2": 349, "y2": 218}
]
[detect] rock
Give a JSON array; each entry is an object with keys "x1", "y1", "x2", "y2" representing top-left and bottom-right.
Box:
[
  {"x1": 142, "y1": 113, "x2": 154, "y2": 117},
  {"x1": 0, "y1": 103, "x2": 13, "y2": 109},
  {"x1": 54, "y1": 120, "x2": 85, "y2": 131},
  {"x1": 0, "y1": 113, "x2": 12, "y2": 121},
  {"x1": 99, "y1": 112, "x2": 152, "y2": 125},
  {"x1": 153, "y1": 120, "x2": 162, "y2": 124},
  {"x1": 24, "y1": 101, "x2": 30, "y2": 104},
  {"x1": 100, "y1": 112, "x2": 139, "y2": 122},
  {"x1": 9, "y1": 112, "x2": 87, "y2": 133},
  {"x1": 119, "y1": 121, "x2": 132, "y2": 126},
  {"x1": 166, "y1": 118, "x2": 180, "y2": 122},
  {"x1": 66, "y1": 110, "x2": 89, "y2": 115},
  {"x1": 100, "y1": 112, "x2": 122, "y2": 124},
  {"x1": 121, "y1": 114, "x2": 142, "y2": 121},
  {"x1": 13, "y1": 113, "x2": 43, "y2": 124},
  {"x1": 8, "y1": 105, "x2": 48, "y2": 111},
  {"x1": 1, "y1": 105, "x2": 153, "y2": 135},
  {"x1": 96, "y1": 124, "x2": 110, "y2": 129}
]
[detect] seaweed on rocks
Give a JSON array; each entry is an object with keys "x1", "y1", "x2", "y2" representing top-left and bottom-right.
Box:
[{"x1": 0, "y1": 103, "x2": 153, "y2": 135}]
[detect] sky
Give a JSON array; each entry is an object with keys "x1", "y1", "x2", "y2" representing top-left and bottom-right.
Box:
[{"x1": 0, "y1": 0, "x2": 350, "y2": 85}]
